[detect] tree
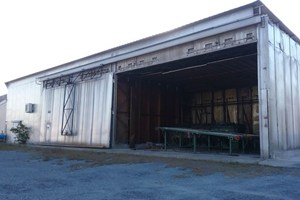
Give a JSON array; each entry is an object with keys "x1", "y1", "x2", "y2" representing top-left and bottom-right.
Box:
[{"x1": 10, "y1": 122, "x2": 30, "y2": 144}]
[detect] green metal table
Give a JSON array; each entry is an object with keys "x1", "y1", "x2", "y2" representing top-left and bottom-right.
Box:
[{"x1": 158, "y1": 127, "x2": 259, "y2": 155}]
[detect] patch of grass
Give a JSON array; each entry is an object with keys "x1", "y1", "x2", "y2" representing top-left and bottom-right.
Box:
[
  {"x1": 1, "y1": 144, "x2": 300, "y2": 177},
  {"x1": 28, "y1": 148, "x2": 300, "y2": 176},
  {"x1": 0, "y1": 143, "x2": 29, "y2": 151}
]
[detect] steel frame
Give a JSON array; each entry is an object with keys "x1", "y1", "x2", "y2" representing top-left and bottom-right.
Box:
[{"x1": 43, "y1": 65, "x2": 109, "y2": 136}]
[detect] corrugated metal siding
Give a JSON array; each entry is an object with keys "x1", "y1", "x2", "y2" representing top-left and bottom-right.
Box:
[
  {"x1": 0, "y1": 100, "x2": 7, "y2": 133},
  {"x1": 268, "y1": 22, "x2": 300, "y2": 150},
  {"x1": 6, "y1": 78, "x2": 42, "y2": 142},
  {"x1": 40, "y1": 73, "x2": 113, "y2": 147}
]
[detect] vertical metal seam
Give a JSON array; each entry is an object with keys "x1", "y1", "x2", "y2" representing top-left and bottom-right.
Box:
[
  {"x1": 288, "y1": 37, "x2": 295, "y2": 148},
  {"x1": 272, "y1": 24, "x2": 279, "y2": 149},
  {"x1": 110, "y1": 73, "x2": 117, "y2": 148}
]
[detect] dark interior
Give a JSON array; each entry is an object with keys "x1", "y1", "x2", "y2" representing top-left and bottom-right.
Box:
[{"x1": 115, "y1": 43, "x2": 259, "y2": 153}]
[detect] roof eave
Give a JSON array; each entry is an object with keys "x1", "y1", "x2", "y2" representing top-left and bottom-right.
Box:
[{"x1": 6, "y1": 0, "x2": 300, "y2": 84}]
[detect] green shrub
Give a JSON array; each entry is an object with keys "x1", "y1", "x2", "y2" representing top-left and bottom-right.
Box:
[{"x1": 10, "y1": 122, "x2": 30, "y2": 144}]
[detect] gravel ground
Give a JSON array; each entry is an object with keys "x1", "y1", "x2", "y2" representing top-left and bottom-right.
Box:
[{"x1": 1, "y1": 148, "x2": 300, "y2": 200}]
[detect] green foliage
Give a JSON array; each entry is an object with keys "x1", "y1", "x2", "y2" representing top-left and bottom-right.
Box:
[{"x1": 10, "y1": 122, "x2": 30, "y2": 144}]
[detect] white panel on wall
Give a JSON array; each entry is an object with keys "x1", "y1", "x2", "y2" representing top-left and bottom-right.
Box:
[
  {"x1": 6, "y1": 77, "x2": 42, "y2": 143},
  {"x1": 267, "y1": 22, "x2": 300, "y2": 151},
  {"x1": 40, "y1": 73, "x2": 113, "y2": 147}
]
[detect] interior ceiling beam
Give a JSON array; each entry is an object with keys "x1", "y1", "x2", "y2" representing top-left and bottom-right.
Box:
[
  {"x1": 118, "y1": 43, "x2": 258, "y2": 91},
  {"x1": 137, "y1": 53, "x2": 257, "y2": 86},
  {"x1": 161, "y1": 53, "x2": 257, "y2": 75}
]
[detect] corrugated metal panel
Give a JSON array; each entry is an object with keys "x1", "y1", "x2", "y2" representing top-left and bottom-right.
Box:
[
  {"x1": 274, "y1": 24, "x2": 287, "y2": 150},
  {"x1": 6, "y1": 77, "x2": 42, "y2": 143},
  {"x1": 40, "y1": 73, "x2": 113, "y2": 147},
  {"x1": 268, "y1": 22, "x2": 300, "y2": 150},
  {"x1": 293, "y1": 40, "x2": 300, "y2": 145},
  {"x1": 257, "y1": 17, "x2": 270, "y2": 158},
  {"x1": 0, "y1": 99, "x2": 7, "y2": 133},
  {"x1": 267, "y1": 22, "x2": 278, "y2": 152},
  {"x1": 283, "y1": 31, "x2": 294, "y2": 149}
]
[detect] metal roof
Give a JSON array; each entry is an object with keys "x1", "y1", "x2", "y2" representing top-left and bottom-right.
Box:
[
  {"x1": 5, "y1": 0, "x2": 300, "y2": 85},
  {"x1": 0, "y1": 94, "x2": 7, "y2": 103}
]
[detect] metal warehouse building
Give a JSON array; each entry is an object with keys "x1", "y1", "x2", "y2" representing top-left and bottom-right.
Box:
[
  {"x1": 5, "y1": 1, "x2": 300, "y2": 159},
  {"x1": 0, "y1": 95, "x2": 7, "y2": 134}
]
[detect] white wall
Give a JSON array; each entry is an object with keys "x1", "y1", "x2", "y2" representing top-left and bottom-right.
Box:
[
  {"x1": 39, "y1": 73, "x2": 113, "y2": 147},
  {"x1": 268, "y1": 22, "x2": 300, "y2": 153},
  {"x1": 0, "y1": 99, "x2": 7, "y2": 133},
  {"x1": 6, "y1": 77, "x2": 42, "y2": 143}
]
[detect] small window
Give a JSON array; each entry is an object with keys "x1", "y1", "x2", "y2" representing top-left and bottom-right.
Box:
[
  {"x1": 205, "y1": 43, "x2": 213, "y2": 48},
  {"x1": 224, "y1": 38, "x2": 233, "y2": 44},
  {"x1": 187, "y1": 47, "x2": 194, "y2": 53},
  {"x1": 253, "y1": 7, "x2": 260, "y2": 15},
  {"x1": 25, "y1": 103, "x2": 34, "y2": 113},
  {"x1": 246, "y1": 33, "x2": 253, "y2": 40}
]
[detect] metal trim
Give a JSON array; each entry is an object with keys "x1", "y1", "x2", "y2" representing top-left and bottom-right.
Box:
[{"x1": 37, "y1": 16, "x2": 261, "y2": 81}]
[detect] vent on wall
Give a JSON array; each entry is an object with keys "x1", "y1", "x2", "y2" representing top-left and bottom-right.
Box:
[{"x1": 25, "y1": 103, "x2": 34, "y2": 113}]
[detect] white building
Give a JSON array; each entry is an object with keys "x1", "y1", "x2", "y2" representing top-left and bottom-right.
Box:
[
  {"x1": 0, "y1": 94, "x2": 7, "y2": 133},
  {"x1": 5, "y1": 1, "x2": 300, "y2": 158}
]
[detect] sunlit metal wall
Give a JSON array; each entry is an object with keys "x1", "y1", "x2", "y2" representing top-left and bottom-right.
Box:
[
  {"x1": 0, "y1": 97, "x2": 7, "y2": 133},
  {"x1": 39, "y1": 73, "x2": 113, "y2": 147},
  {"x1": 6, "y1": 77, "x2": 43, "y2": 143},
  {"x1": 267, "y1": 22, "x2": 300, "y2": 152}
]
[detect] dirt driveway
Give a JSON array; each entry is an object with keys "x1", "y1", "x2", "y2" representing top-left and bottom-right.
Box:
[{"x1": 1, "y1": 145, "x2": 300, "y2": 200}]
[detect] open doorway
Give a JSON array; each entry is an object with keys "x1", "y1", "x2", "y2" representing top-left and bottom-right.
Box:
[{"x1": 115, "y1": 43, "x2": 260, "y2": 154}]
